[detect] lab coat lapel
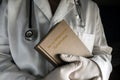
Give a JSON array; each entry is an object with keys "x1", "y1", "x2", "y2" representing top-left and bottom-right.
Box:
[
  {"x1": 34, "y1": 0, "x2": 75, "y2": 25},
  {"x1": 34, "y1": 0, "x2": 52, "y2": 21},
  {"x1": 51, "y1": 0, "x2": 74, "y2": 25},
  {"x1": 51, "y1": 0, "x2": 88, "y2": 26}
]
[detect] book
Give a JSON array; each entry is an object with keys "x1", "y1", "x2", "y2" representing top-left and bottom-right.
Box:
[{"x1": 35, "y1": 20, "x2": 92, "y2": 67}]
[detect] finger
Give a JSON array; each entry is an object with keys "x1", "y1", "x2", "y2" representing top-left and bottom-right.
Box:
[
  {"x1": 61, "y1": 62, "x2": 81, "y2": 75},
  {"x1": 60, "y1": 54, "x2": 81, "y2": 62}
]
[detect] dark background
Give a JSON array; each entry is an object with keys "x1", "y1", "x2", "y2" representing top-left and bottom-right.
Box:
[{"x1": 93, "y1": 0, "x2": 120, "y2": 80}]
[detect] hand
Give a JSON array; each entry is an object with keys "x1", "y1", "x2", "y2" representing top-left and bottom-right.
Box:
[
  {"x1": 60, "y1": 54, "x2": 102, "y2": 80},
  {"x1": 42, "y1": 62, "x2": 81, "y2": 80}
]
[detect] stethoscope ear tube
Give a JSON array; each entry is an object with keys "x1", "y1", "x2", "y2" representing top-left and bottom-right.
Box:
[{"x1": 0, "y1": 0, "x2": 2, "y2": 4}]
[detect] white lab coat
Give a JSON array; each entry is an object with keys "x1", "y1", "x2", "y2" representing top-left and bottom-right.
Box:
[{"x1": 0, "y1": 0, "x2": 112, "y2": 80}]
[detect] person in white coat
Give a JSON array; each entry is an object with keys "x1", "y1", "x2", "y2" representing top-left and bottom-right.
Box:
[{"x1": 0, "y1": 0, "x2": 112, "y2": 80}]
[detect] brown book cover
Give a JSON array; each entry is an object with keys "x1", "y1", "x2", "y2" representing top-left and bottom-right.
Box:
[{"x1": 35, "y1": 20, "x2": 92, "y2": 67}]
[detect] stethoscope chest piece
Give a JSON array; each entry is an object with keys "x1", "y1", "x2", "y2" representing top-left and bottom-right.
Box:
[{"x1": 25, "y1": 29, "x2": 37, "y2": 41}]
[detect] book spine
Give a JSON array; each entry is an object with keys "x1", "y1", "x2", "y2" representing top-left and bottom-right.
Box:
[{"x1": 34, "y1": 46, "x2": 59, "y2": 67}]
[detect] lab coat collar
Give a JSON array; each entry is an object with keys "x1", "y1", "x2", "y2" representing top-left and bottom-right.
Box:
[
  {"x1": 34, "y1": 0, "x2": 75, "y2": 25},
  {"x1": 34, "y1": 0, "x2": 52, "y2": 21}
]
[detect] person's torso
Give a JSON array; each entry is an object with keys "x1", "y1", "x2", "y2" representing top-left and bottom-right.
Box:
[{"x1": 7, "y1": 0, "x2": 97, "y2": 77}]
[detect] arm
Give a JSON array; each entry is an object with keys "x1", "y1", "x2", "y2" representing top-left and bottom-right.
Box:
[
  {"x1": 0, "y1": 1, "x2": 37, "y2": 80},
  {"x1": 91, "y1": 3, "x2": 112, "y2": 80},
  {"x1": 60, "y1": 1, "x2": 112, "y2": 80}
]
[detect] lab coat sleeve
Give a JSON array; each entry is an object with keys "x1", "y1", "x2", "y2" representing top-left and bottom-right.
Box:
[
  {"x1": 90, "y1": 4, "x2": 113, "y2": 80},
  {"x1": 0, "y1": 1, "x2": 38, "y2": 80}
]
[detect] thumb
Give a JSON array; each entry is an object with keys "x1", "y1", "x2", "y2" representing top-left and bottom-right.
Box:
[
  {"x1": 62, "y1": 62, "x2": 81, "y2": 75},
  {"x1": 60, "y1": 54, "x2": 80, "y2": 62}
]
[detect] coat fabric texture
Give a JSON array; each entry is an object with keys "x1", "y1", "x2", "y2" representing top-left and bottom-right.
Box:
[{"x1": 0, "y1": 0, "x2": 112, "y2": 80}]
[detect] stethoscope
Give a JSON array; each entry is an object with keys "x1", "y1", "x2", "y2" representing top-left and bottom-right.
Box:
[
  {"x1": 25, "y1": 0, "x2": 85, "y2": 41},
  {"x1": 25, "y1": 0, "x2": 37, "y2": 41}
]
